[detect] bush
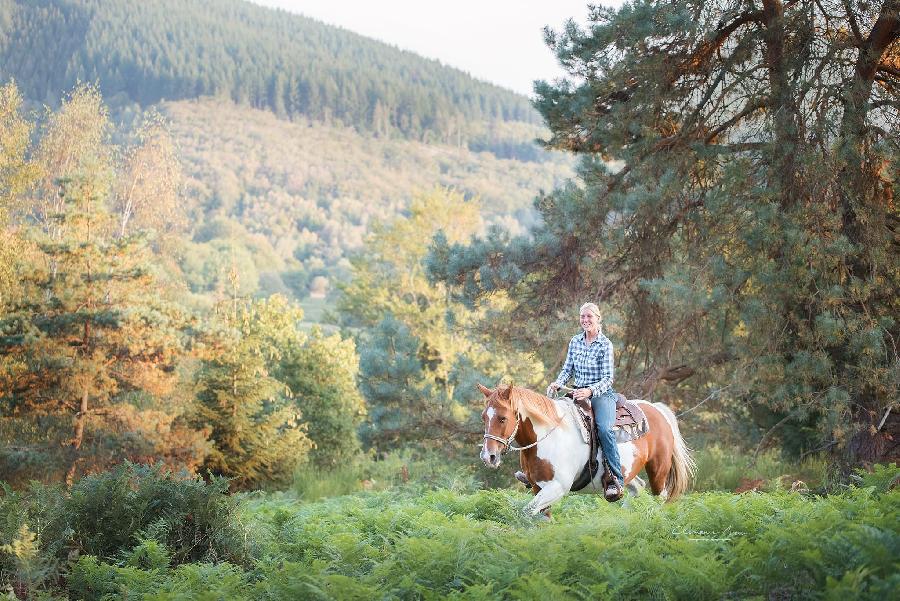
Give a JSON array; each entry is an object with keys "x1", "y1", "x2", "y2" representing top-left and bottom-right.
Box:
[
  {"x1": 691, "y1": 444, "x2": 830, "y2": 492},
  {"x1": 851, "y1": 463, "x2": 900, "y2": 493},
  {"x1": 43, "y1": 462, "x2": 250, "y2": 567}
]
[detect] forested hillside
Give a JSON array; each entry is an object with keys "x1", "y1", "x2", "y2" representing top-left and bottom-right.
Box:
[
  {"x1": 0, "y1": 0, "x2": 538, "y2": 144},
  {"x1": 0, "y1": 0, "x2": 573, "y2": 299},
  {"x1": 161, "y1": 99, "x2": 573, "y2": 299}
]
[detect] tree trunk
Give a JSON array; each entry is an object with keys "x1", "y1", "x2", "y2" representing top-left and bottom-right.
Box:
[{"x1": 65, "y1": 386, "x2": 89, "y2": 486}]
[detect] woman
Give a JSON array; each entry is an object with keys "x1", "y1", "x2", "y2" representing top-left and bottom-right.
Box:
[{"x1": 546, "y1": 302, "x2": 624, "y2": 500}]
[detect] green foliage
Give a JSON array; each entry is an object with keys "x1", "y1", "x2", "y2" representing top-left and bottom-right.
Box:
[
  {"x1": 429, "y1": 0, "x2": 899, "y2": 465},
  {"x1": 192, "y1": 292, "x2": 364, "y2": 486},
  {"x1": 336, "y1": 188, "x2": 545, "y2": 451},
  {"x1": 249, "y1": 485, "x2": 900, "y2": 599},
  {"x1": 192, "y1": 295, "x2": 313, "y2": 490},
  {"x1": 691, "y1": 445, "x2": 830, "y2": 493},
  {"x1": 0, "y1": 0, "x2": 538, "y2": 142},
  {"x1": 4, "y1": 461, "x2": 898, "y2": 599},
  {"x1": 275, "y1": 326, "x2": 365, "y2": 468},
  {"x1": 0, "y1": 463, "x2": 250, "y2": 596},
  {"x1": 852, "y1": 464, "x2": 900, "y2": 494},
  {"x1": 46, "y1": 463, "x2": 249, "y2": 566},
  {"x1": 290, "y1": 448, "x2": 512, "y2": 502},
  {"x1": 68, "y1": 555, "x2": 252, "y2": 601}
]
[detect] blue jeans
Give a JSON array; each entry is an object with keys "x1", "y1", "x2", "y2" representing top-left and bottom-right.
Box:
[{"x1": 592, "y1": 389, "x2": 624, "y2": 484}]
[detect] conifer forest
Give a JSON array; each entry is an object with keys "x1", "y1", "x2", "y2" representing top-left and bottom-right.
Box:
[{"x1": 0, "y1": 0, "x2": 897, "y2": 598}]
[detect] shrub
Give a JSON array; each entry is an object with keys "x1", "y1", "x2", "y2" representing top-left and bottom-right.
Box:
[{"x1": 43, "y1": 462, "x2": 250, "y2": 567}]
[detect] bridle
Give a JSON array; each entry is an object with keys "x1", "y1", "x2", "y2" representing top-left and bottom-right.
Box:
[
  {"x1": 482, "y1": 412, "x2": 521, "y2": 452},
  {"x1": 482, "y1": 402, "x2": 563, "y2": 453}
]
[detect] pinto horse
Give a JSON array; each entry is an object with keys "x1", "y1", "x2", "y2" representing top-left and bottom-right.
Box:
[{"x1": 478, "y1": 383, "x2": 695, "y2": 516}]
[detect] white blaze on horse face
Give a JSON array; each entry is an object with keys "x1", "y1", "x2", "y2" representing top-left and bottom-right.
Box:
[{"x1": 481, "y1": 405, "x2": 499, "y2": 466}]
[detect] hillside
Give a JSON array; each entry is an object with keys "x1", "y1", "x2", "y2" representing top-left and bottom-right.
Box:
[
  {"x1": 0, "y1": 0, "x2": 539, "y2": 146},
  {"x1": 163, "y1": 99, "x2": 575, "y2": 299},
  {"x1": 0, "y1": 0, "x2": 576, "y2": 301}
]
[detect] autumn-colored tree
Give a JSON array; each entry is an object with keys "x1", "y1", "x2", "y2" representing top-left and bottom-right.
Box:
[{"x1": 0, "y1": 85, "x2": 204, "y2": 485}]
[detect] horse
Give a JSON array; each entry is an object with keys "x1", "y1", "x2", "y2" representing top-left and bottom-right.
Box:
[{"x1": 477, "y1": 383, "x2": 695, "y2": 517}]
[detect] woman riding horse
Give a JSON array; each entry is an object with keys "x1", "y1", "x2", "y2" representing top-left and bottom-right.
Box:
[{"x1": 545, "y1": 302, "x2": 624, "y2": 501}]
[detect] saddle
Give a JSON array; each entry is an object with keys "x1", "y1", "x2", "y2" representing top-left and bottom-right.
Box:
[{"x1": 569, "y1": 393, "x2": 650, "y2": 493}]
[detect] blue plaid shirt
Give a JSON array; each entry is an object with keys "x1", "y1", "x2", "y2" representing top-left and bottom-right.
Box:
[{"x1": 554, "y1": 331, "x2": 615, "y2": 397}]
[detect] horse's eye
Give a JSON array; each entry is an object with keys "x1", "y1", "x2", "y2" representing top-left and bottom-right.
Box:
[{"x1": 499, "y1": 417, "x2": 506, "y2": 423}]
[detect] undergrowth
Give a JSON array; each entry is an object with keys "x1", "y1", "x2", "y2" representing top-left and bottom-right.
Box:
[
  {"x1": 24, "y1": 468, "x2": 900, "y2": 599},
  {"x1": 1, "y1": 460, "x2": 896, "y2": 599}
]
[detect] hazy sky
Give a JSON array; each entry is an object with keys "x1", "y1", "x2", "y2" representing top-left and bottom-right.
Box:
[{"x1": 251, "y1": 1, "x2": 620, "y2": 97}]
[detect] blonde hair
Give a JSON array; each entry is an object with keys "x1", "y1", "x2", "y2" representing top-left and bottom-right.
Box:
[{"x1": 579, "y1": 302, "x2": 601, "y2": 320}]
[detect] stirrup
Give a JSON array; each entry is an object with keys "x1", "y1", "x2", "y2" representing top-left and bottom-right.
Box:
[{"x1": 515, "y1": 471, "x2": 531, "y2": 487}]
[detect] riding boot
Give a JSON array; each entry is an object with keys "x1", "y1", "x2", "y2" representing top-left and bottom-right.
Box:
[{"x1": 604, "y1": 480, "x2": 624, "y2": 502}]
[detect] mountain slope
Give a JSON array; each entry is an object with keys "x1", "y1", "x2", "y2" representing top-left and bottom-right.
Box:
[
  {"x1": 0, "y1": 0, "x2": 538, "y2": 142},
  {"x1": 163, "y1": 99, "x2": 574, "y2": 299}
]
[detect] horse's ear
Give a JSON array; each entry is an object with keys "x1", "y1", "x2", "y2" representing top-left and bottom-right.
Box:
[
  {"x1": 476, "y1": 383, "x2": 492, "y2": 397},
  {"x1": 499, "y1": 382, "x2": 513, "y2": 400}
]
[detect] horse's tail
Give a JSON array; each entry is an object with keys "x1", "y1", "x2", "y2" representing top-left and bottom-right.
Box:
[{"x1": 653, "y1": 402, "x2": 696, "y2": 501}]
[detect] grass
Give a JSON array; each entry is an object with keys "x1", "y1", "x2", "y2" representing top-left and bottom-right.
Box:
[{"x1": 691, "y1": 444, "x2": 831, "y2": 492}]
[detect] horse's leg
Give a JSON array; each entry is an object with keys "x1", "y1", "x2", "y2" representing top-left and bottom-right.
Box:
[
  {"x1": 645, "y1": 453, "x2": 672, "y2": 499},
  {"x1": 523, "y1": 480, "x2": 566, "y2": 517},
  {"x1": 626, "y1": 475, "x2": 646, "y2": 496}
]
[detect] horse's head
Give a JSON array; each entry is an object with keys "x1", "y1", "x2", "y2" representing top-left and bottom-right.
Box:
[{"x1": 478, "y1": 383, "x2": 518, "y2": 468}]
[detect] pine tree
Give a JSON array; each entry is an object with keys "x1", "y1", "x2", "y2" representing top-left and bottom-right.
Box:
[
  {"x1": 191, "y1": 289, "x2": 313, "y2": 489},
  {"x1": 1, "y1": 174, "x2": 191, "y2": 484},
  {"x1": 428, "y1": 1, "x2": 899, "y2": 463},
  {"x1": 0, "y1": 84, "x2": 203, "y2": 486}
]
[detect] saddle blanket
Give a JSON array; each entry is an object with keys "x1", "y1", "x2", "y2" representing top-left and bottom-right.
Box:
[{"x1": 572, "y1": 394, "x2": 650, "y2": 444}]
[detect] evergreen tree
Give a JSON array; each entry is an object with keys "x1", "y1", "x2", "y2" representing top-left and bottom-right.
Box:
[
  {"x1": 337, "y1": 188, "x2": 544, "y2": 451},
  {"x1": 0, "y1": 84, "x2": 203, "y2": 486},
  {"x1": 428, "y1": 1, "x2": 899, "y2": 463},
  {"x1": 192, "y1": 289, "x2": 313, "y2": 490},
  {"x1": 1, "y1": 174, "x2": 193, "y2": 485},
  {"x1": 275, "y1": 327, "x2": 366, "y2": 468}
]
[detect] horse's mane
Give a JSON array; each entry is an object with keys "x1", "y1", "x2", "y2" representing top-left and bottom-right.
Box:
[{"x1": 507, "y1": 385, "x2": 563, "y2": 427}]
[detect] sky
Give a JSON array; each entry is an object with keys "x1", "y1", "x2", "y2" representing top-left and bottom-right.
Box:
[{"x1": 250, "y1": 1, "x2": 620, "y2": 97}]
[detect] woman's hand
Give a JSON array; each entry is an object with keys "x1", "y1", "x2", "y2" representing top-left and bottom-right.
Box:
[
  {"x1": 572, "y1": 388, "x2": 592, "y2": 401},
  {"x1": 546, "y1": 382, "x2": 561, "y2": 396}
]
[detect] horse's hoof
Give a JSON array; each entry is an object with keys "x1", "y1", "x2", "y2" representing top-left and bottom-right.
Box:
[{"x1": 514, "y1": 471, "x2": 531, "y2": 487}]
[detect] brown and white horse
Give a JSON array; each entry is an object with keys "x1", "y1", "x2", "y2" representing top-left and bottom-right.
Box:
[{"x1": 478, "y1": 383, "x2": 695, "y2": 516}]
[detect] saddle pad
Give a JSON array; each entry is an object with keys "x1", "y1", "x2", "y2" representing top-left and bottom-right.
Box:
[{"x1": 573, "y1": 395, "x2": 650, "y2": 443}]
